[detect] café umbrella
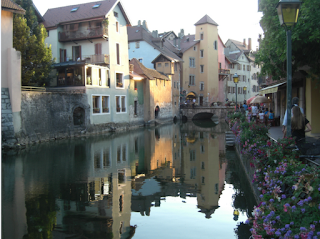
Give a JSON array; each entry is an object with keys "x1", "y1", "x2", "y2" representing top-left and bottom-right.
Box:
[{"x1": 250, "y1": 95, "x2": 272, "y2": 104}]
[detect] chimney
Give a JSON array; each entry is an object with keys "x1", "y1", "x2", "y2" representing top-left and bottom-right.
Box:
[
  {"x1": 142, "y1": 20, "x2": 148, "y2": 31},
  {"x1": 243, "y1": 38, "x2": 246, "y2": 47},
  {"x1": 248, "y1": 38, "x2": 252, "y2": 51},
  {"x1": 138, "y1": 20, "x2": 141, "y2": 26},
  {"x1": 152, "y1": 30, "x2": 158, "y2": 38}
]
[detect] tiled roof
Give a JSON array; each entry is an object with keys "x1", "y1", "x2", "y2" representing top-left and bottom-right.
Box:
[
  {"x1": 130, "y1": 58, "x2": 169, "y2": 80},
  {"x1": 179, "y1": 34, "x2": 199, "y2": 53},
  {"x1": 2, "y1": 0, "x2": 25, "y2": 14},
  {"x1": 194, "y1": 14, "x2": 218, "y2": 26},
  {"x1": 228, "y1": 39, "x2": 249, "y2": 52},
  {"x1": 127, "y1": 25, "x2": 183, "y2": 62},
  {"x1": 43, "y1": 0, "x2": 130, "y2": 28}
]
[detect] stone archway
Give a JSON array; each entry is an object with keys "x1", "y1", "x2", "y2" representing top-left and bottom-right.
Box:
[
  {"x1": 155, "y1": 106, "x2": 160, "y2": 118},
  {"x1": 73, "y1": 107, "x2": 85, "y2": 126}
]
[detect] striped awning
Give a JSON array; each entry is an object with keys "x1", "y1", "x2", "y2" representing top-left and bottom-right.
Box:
[{"x1": 259, "y1": 82, "x2": 286, "y2": 94}]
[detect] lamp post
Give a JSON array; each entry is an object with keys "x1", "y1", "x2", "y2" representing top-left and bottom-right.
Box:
[
  {"x1": 276, "y1": 0, "x2": 301, "y2": 137},
  {"x1": 243, "y1": 86, "x2": 247, "y2": 101},
  {"x1": 233, "y1": 73, "x2": 239, "y2": 110}
]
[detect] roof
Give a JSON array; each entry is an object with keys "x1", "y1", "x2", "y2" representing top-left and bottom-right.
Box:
[
  {"x1": 194, "y1": 14, "x2": 218, "y2": 26},
  {"x1": 1, "y1": 0, "x2": 25, "y2": 14},
  {"x1": 127, "y1": 25, "x2": 183, "y2": 62},
  {"x1": 227, "y1": 39, "x2": 250, "y2": 52},
  {"x1": 179, "y1": 34, "x2": 199, "y2": 53},
  {"x1": 43, "y1": 0, "x2": 130, "y2": 28},
  {"x1": 226, "y1": 53, "x2": 241, "y2": 63},
  {"x1": 130, "y1": 58, "x2": 169, "y2": 80}
]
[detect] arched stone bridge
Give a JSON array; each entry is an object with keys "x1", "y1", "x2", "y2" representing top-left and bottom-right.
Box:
[{"x1": 180, "y1": 106, "x2": 233, "y2": 121}]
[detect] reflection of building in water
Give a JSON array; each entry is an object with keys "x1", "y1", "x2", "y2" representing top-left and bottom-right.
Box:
[
  {"x1": 54, "y1": 135, "x2": 134, "y2": 239},
  {"x1": 181, "y1": 130, "x2": 227, "y2": 218}
]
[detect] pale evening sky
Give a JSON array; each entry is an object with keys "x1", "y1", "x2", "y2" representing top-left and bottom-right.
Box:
[{"x1": 33, "y1": 0, "x2": 263, "y2": 50}]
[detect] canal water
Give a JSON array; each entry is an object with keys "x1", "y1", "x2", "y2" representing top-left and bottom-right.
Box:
[{"x1": 2, "y1": 120, "x2": 256, "y2": 239}]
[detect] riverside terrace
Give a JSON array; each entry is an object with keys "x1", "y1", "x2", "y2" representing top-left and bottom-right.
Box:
[{"x1": 227, "y1": 112, "x2": 320, "y2": 238}]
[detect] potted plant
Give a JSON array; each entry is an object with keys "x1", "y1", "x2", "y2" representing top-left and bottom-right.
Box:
[
  {"x1": 103, "y1": 107, "x2": 109, "y2": 113},
  {"x1": 93, "y1": 108, "x2": 100, "y2": 113}
]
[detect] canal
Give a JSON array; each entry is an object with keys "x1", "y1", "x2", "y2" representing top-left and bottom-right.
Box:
[{"x1": 2, "y1": 120, "x2": 256, "y2": 239}]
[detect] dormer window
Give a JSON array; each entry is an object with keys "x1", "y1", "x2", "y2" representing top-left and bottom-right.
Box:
[
  {"x1": 71, "y1": 7, "x2": 79, "y2": 12},
  {"x1": 92, "y1": 4, "x2": 100, "y2": 9},
  {"x1": 114, "y1": 11, "x2": 118, "y2": 17}
]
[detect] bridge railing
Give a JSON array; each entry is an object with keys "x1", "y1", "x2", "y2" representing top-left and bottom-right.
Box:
[{"x1": 180, "y1": 102, "x2": 224, "y2": 108}]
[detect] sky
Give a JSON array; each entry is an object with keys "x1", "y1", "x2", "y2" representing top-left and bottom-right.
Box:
[{"x1": 33, "y1": 0, "x2": 263, "y2": 50}]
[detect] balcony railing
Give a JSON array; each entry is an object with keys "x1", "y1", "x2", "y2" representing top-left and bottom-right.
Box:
[
  {"x1": 59, "y1": 27, "x2": 108, "y2": 42},
  {"x1": 83, "y1": 54, "x2": 110, "y2": 64},
  {"x1": 219, "y1": 69, "x2": 230, "y2": 74}
]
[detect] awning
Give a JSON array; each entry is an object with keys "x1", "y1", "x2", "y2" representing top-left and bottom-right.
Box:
[{"x1": 259, "y1": 82, "x2": 286, "y2": 94}]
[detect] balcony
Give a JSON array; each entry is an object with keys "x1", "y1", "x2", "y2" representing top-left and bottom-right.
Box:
[
  {"x1": 219, "y1": 68, "x2": 230, "y2": 81},
  {"x1": 218, "y1": 69, "x2": 230, "y2": 75},
  {"x1": 59, "y1": 27, "x2": 108, "y2": 42},
  {"x1": 83, "y1": 54, "x2": 110, "y2": 64}
]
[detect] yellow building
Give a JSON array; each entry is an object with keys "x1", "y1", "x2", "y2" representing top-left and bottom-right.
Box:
[{"x1": 180, "y1": 15, "x2": 219, "y2": 106}]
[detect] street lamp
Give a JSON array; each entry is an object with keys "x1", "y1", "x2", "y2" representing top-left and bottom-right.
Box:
[
  {"x1": 276, "y1": 0, "x2": 301, "y2": 137},
  {"x1": 243, "y1": 86, "x2": 247, "y2": 101},
  {"x1": 233, "y1": 73, "x2": 239, "y2": 110}
]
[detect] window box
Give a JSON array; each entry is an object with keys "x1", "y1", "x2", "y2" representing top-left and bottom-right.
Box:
[
  {"x1": 103, "y1": 107, "x2": 109, "y2": 113},
  {"x1": 93, "y1": 108, "x2": 100, "y2": 113},
  {"x1": 121, "y1": 107, "x2": 126, "y2": 112},
  {"x1": 117, "y1": 82, "x2": 123, "y2": 87},
  {"x1": 117, "y1": 107, "x2": 121, "y2": 112}
]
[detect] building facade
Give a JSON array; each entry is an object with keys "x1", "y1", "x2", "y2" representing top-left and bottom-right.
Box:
[{"x1": 43, "y1": 0, "x2": 131, "y2": 125}]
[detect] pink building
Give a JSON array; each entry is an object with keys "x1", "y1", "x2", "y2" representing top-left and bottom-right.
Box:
[{"x1": 217, "y1": 35, "x2": 231, "y2": 103}]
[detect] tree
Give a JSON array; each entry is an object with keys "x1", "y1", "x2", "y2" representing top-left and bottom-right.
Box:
[
  {"x1": 255, "y1": 0, "x2": 320, "y2": 82},
  {"x1": 13, "y1": 0, "x2": 54, "y2": 86}
]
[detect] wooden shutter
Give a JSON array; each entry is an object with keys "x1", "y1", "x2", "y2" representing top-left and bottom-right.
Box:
[
  {"x1": 95, "y1": 43, "x2": 102, "y2": 55},
  {"x1": 116, "y1": 43, "x2": 120, "y2": 64}
]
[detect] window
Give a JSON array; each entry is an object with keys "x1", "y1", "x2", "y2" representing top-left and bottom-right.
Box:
[
  {"x1": 214, "y1": 40, "x2": 217, "y2": 50},
  {"x1": 243, "y1": 87, "x2": 247, "y2": 94},
  {"x1": 201, "y1": 162, "x2": 205, "y2": 169},
  {"x1": 247, "y1": 65, "x2": 250, "y2": 71},
  {"x1": 219, "y1": 62, "x2": 221, "y2": 69},
  {"x1": 114, "y1": 11, "x2": 118, "y2": 17},
  {"x1": 102, "y1": 96, "x2": 109, "y2": 113},
  {"x1": 200, "y1": 50, "x2": 204, "y2": 58},
  {"x1": 134, "y1": 81, "x2": 137, "y2": 90},
  {"x1": 72, "y1": 45, "x2": 81, "y2": 61},
  {"x1": 237, "y1": 64, "x2": 241, "y2": 70},
  {"x1": 229, "y1": 64, "x2": 233, "y2": 69},
  {"x1": 189, "y1": 57, "x2": 195, "y2": 67},
  {"x1": 200, "y1": 82, "x2": 204, "y2": 91},
  {"x1": 134, "y1": 101, "x2": 138, "y2": 115},
  {"x1": 190, "y1": 150, "x2": 196, "y2": 161},
  {"x1": 174, "y1": 82, "x2": 176, "y2": 88},
  {"x1": 174, "y1": 63, "x2": 177, "y2": 71},
  {"x1": 193, "y1": 46, "x2": 196, "y2": 51},
  {"x1": 92, "y1": 96, "x2": 100, "y2": 114},
  {"x1": 116, "y1": 43, "x2": 120, "y2": 64},
  {"x1": 116, "y1": 21, "x2": 119, "y2": 33},
  {"x1": 60, "y1": 49, "x2": 66, "y2": 62},
  {"x1": 200, "y1": 65, "x2": 204, "y2": 73},
  {"x1": 135, "y1": 41, "x2": 140, "y2": 48},
  {"x1": 115, "y1": 95, "x2": 126, "y2": 113},
  {"x1": 71, "y1": 7, "x2": 79, "y2": 12},
  {"x1": 92, "y1": 95, "x2": 110, "y2": 114},
  {"x1": 116, "y1": 72, "x2": 123, "y2": 88},
  {"x1": 243, "y1": 65, "x2": 245, "y2": 71},
  {"x1": 200, "y1": 145, "x2": 205, "y2": 153},
  {"x1": 93, "y1": 4, "x2": 100, "y2": 8},
  {"x1": 165, "y1": 63, "x2": 169, "y2": 67},
  {"x1": 157, "y1": 63, "x2": 162, "y2": 67},
  {"x1": 201, "y1": 176, "x2": 205, "y2": 184},
  {"x1": 243, "y1": 75, "x2": 246, "y2": 82},
  {"x1": 189, "y1": 75, "x2": 195, "y2": 85},
  {"x1": 200, "y1": 33, "x2": 204, "y2": 40}
]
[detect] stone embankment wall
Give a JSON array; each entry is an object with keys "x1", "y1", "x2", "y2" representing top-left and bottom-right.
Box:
[
  {"x1": 18, "y1": 91, "x2": 90, "y2": 145},
  {"x1": 1, "y1": 88, "x2": 17, "y2": 144}
]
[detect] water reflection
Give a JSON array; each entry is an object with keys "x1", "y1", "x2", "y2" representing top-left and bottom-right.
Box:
[{"x1": 2, "y1": 121, "x2": 255, "y2": 239}]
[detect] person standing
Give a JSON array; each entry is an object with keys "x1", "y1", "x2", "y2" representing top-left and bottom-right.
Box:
[
  {"x1": 283, "y1": 106, "x2": 311, "y2": 145},
  {"x1": 282, "y1": 97, "x2": 304, "y2": 137},
  {"x1": 251, "y1": 103, "x2": 258, "y2": 121}
]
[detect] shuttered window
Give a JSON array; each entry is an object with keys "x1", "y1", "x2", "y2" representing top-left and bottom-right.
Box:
[{"x1": 95, "y1": 43, "x2": 102, "y2": 55}]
